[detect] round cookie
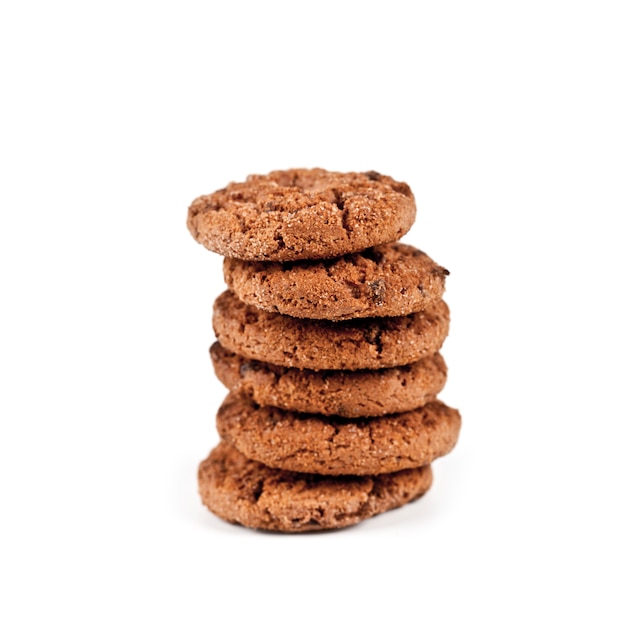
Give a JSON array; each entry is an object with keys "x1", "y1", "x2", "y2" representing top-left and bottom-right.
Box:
[
  {"x1": 198, "y1": 441, "x2": 433, "y2": 532},
  {"x1": 187, "y1": 168, "x2": 416, "y2": 261},
  {"x1": 213, "y1": 290, "x2": 450, "y2": 371},
  {"x1": 210, "y1": 342, "x2": 448, "y2": 418},
  {"x1": 216, "y1": 392, "x2": 461, "y2": 476},
  {"x1": 224, "y1": 243, "x2": 449, "y2": 321}
]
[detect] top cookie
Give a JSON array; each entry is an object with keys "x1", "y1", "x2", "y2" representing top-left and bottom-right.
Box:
[{"x1": 187, "y1": 168, "x2": 416, "y2": 261}]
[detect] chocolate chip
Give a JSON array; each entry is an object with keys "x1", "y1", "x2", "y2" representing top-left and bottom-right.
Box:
[
  {"x1": 369, "y1": 279, "x2": 386, "y2": 304},
  {"x1": 364, "y1": 171, "x2": 382, "y2": 181}
]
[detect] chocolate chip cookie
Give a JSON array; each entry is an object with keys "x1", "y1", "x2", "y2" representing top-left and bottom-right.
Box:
[
  {"x1": 187, "y1": 168, "x2": 416, "y2": 261},
  {"x1": 213, "y1": 290, "x2": 450, "y2": 371},
  {"x1": 198, "y1": 441, "x2": 433, "y2": 532},
  {"x1": 224, "y1": 243, "x2": 449, "y2": 320},
  {"x1": 210, "y1": 342, "x2": 447, "y2": 417},
  {"x1": 216, "y1": 392, "x2": 461, "y2": 476}
]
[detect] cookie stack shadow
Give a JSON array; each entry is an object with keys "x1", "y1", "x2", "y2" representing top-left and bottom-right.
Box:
[{"x1": 188, "y1": 168, "x2": 461, "y2": 532}]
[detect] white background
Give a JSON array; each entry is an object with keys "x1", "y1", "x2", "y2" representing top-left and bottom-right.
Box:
[{"x1": 1, "y1": 1, "x2": 625, "y2": 624}]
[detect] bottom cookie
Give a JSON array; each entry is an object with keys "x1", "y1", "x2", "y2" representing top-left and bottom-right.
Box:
[{"x1": 198, "y1": 441, "x2": 433, "y2": 532}]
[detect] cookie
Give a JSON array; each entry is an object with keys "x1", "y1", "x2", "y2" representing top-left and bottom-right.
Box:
[
  {"x1": 210, "y1": 342, "x2": 448, "y2": 417},
  {"x1": 213, "y1": 290, "x2": 450, "y2": 371},
  {"x1": 216, "y1": 392, "x2": 461, "y2": 476},
  {"x1": 187, "y1": 168, "x2": 416, "y2": 261},
  {"x1": 198, "y1": 441, "x2": 433, "y2": 532},
  {"x1": 224, "y1": 243, "x2": 449, "y2": 321}
]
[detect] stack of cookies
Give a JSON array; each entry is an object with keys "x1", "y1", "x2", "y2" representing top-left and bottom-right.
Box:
[{"x1": 187, "y1": 168, "x2": 461, "y2": 532}]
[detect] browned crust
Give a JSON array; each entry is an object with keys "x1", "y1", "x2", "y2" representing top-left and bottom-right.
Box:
[
  {"x1": 198, "y1": 441, "x2": 433, "y2": 532},
  {"x1": 212, "y1": 290, "x2": 450, "y2": 371},
  {"x1": 224, "y1": 243, "x2": 448, "y2": 320},
  {"x1": 210, "y1": 342, "x2": 448, "y2": 417},
  {"x1": 216, "y1": 393, "x2": 461, "y2": 476},
  {"x1": 187, "y1": 169, "x2": 416, "y2": 261}
]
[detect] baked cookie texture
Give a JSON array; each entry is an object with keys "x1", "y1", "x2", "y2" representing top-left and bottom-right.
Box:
[
  {"x1": 198, "y1": 441, "x2": 433, "y2": 532},
  {"x1": 216, "y1": 392, "x2": 461, "y2": 476},
  {"x1": 187, "y1": 169, "x2": 416, "y2": 261},
  {"x1": 212, "y1": 290, "x2": 450, "y2": 371},
  {"x1": 210, "y1": 342, "x2": 447, "y2": 417},
  {"x1": 224, "y1": 243, "x2": 449, "y2": 320},
  {"x1": 188, "y1": 167, "x2": 460, "y2": 532}
]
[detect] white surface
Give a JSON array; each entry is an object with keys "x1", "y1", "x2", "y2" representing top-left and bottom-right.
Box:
[{"x1": 1, "y1": 1, "x2": 625, "y2": 624}]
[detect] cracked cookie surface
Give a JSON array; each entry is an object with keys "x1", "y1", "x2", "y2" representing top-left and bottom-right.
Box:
[
  {"x1": 224, "y1": 242, "x2": 449, "y2": 320},
  {"x1": 210, "y1": 342, "x2": 448, "y2": 417},
  {"x1": 216, "y1": 393, "x2": 461, "y2": 476},
  {"x1": 198, "y1": 441, "x2": 433, "y2": 532},
  {"x1": 213, "y1": 290, "x2": 450, "y2": 371},
  {"x1": 187, "y1": 168, "x2": 416, "y2": 261}
]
